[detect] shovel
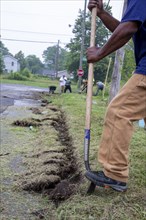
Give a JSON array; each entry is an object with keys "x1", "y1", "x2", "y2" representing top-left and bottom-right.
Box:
[{"x1": 84, "y1": 7, "x2": 97, "y2": 193}]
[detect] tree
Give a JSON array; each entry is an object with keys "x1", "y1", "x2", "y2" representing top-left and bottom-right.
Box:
[
  {"x1": 108, "y1": 0, "x2": 128, "y2": 103},
  {"x1": 122, "y1": 40, "x2": 135, "y2": 80},
  {"x1": 0, "y1": 53, "x2": 5, "y2": 73},
  {"x1": 21, "y1": 68, "x2": 31, "y2": 78},
  {"x1": 43, "y1": 45, "x2": 57, "y2": 71},
  {"x1": 0, "y1": 41, "x2": 11, "y2": 73},
  {"x1": 42, "y1": 43, "x2": 68, "y2": 74},
  {"x1": 14, "y1": 51, "x2": 26, "y2": 70},
  {"x1": 0, "y1": 41, "x2": 10, "y2": 56},
  {"x1": 66, "y1": 4, "x2": 112, "y2": 82},
  {"x1": 108, "y1": 48, "x2": 125, "y2": 103},
  {"x1": 25, "y1": 55, "x2": 43, "y2": 74}
]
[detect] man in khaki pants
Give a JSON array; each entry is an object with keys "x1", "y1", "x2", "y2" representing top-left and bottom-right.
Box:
[{"x1": 85, "y1": 0, "x2": 146, "y2": 192}]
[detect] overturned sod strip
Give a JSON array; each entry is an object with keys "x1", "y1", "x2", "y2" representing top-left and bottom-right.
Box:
[{"x1": 16, "y1": 105, "x2": 82, "y2": 204}]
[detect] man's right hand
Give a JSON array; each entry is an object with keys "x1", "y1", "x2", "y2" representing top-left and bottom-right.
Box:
[{"x1": 88, "y1": 0, "x2": 104, "y2": 15}]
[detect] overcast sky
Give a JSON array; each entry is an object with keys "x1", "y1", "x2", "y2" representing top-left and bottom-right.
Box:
[{"x1": 1, "y1": 0, "x2": 124, "y2": 62}]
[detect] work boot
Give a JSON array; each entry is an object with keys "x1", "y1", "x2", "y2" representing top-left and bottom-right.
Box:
[{"x1": 85, "y1": 171, "x2": 127, "y2": 192}]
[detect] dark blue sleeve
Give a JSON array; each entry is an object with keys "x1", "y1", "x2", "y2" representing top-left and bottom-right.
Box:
[{"x1": 121, "y1": 0, "x2": 146, "y2": 24}]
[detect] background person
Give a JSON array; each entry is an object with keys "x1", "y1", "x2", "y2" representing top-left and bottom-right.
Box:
[
  {"x1": 59, "y1": 75, "x2": 67, "y2": 93},
  {"x1": 95, "y1": 81, "x2": 104, "y2": 95},
  {"x1": 64, "y1": 79, "x2": 72, "y2": 93},
  {"x1": 81, "y1": 79, "x2": 88, "y2": 93}
]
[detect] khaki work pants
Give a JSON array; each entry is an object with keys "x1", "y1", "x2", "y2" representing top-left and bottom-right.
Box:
[
  {"x1": 60, "y1": 85, "x2": 65, "y2": 93},
  {"x1": 98, "y1": 74, "x2": 146, "y2": 182}
]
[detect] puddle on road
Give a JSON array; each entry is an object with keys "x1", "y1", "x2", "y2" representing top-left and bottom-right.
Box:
[
  {"x1": 14, "y1": 99, "x2": 42, "y2": 107},
  {"x1": 1, "y1": 98, "x2": 42, "y2": 118}
]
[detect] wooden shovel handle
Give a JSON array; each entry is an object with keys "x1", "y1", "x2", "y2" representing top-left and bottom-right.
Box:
[{"x1": 85, "y1": 7, "x2": 97, "y2": 129}]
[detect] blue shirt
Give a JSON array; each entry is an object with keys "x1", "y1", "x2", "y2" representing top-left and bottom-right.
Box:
[{"x1": 121, "y1": 0, "x2": 146, "y2": 75}]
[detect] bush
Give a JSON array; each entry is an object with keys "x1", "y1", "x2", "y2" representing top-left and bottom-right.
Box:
[
  {"x1": 7, "y1": 72, "x2": 28, "y2": 81},
  {"x1": 21, "y1": 68, "x2": 31, "y2": 78}
]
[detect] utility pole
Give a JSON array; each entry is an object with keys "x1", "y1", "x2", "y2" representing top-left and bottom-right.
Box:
[
  {"x1": 55, "y1": 40, "x2": 60, "y2": 78},
  {"x1": 78, "y1": 0, "x2": 87, "y2": 90}
]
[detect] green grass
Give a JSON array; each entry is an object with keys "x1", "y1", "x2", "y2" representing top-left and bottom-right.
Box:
[
  {"x1": 1, "y1": 77, "x2": 145, "y2": 220},
  {"x1": 0, "y1": 75, "x2": 58, "y2": 88},
  {"x1": 48, "y1": 94, "x2": 145, "y2": 220},
  {"x1": 45, "y1": 93, "x2": 145, "y2": 220}
]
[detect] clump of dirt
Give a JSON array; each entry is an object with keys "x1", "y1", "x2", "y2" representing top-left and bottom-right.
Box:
[
  {"x1": 30, "y1": 107, "x2": 42, "y2": 114},
  {"x1": 15, "y1": 105, "x2": 81, "y2": 204},
  {"x1": 22, "y1": 174, "x2": 61, "y2": 192},
  {"x1": 50, "y1": 180, "x2": 74, "y2": 205},
  {"x1": 12, "y1": 118, "x2": 42, "y2": 127},
  {"x1": 0, "y1": 153, "x2": 10, "y2": 156},
  {"x1": 31, "y1": 209, "x2": 47, "y2": 219},
  {"x1": 48, "y1": 105, "x2": 59, "y2": 112}
]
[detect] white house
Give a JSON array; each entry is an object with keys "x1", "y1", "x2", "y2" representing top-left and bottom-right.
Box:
[
  {"x1": 3, "y1": 55, "x2": 20, "y2": 73},
  {"x1": 57, "y1": 70, "x2": 70, "y2": 78}
]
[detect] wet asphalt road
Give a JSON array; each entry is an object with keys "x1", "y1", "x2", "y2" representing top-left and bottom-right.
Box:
[{"x1": 0, "y1": 83, "x2": 48, "y2": 113}]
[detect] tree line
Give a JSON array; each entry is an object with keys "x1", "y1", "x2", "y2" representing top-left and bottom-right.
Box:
[{"x1": 0, "y1": 3, "x2": 135, "y2": 83}]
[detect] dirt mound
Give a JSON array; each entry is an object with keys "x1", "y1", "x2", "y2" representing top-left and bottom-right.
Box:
[
  {"x1": 12, "y1": 118, "x2": 42, "y2": 127},
  {"x1": 15, "y1": 105, "x2": 81, "y2": 204},
  {"x1": 50, "y1": 180, "x2": 74, "y2": 206}
]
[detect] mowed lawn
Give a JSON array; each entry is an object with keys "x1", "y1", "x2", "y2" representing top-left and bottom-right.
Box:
[{"x1": 1, "y1": 77, "x2": 146, "y2": 220}]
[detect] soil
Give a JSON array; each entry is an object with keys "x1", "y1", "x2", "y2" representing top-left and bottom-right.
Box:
[
  {"x1": 0, "y1": 85, "x2": 81, "y2": 219},
  {"x1": 17, "y1": 107, "x2": 81, "y2": 197}
]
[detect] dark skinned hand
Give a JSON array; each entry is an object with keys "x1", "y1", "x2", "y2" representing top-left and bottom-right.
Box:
[
  {"x1": 86, "y1": 46, "x2": 101, "y2": 63},
  {"x1": 88, "y1": 0, "x2": 104, "y2": 15}
]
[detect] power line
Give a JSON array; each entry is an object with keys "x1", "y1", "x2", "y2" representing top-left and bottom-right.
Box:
[
  {"x1": 1, "y1": 38, "x2": 68, "y2": 45},
  {"x1": 1, "y1": 28, "x2": 73, "y2": 37}
]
